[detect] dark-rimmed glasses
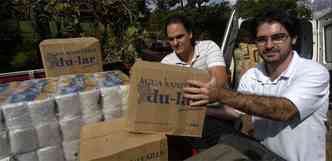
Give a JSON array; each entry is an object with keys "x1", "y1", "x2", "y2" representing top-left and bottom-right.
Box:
[{"x1": 255, "y1": 33, "x2": 289, "y2": 46}]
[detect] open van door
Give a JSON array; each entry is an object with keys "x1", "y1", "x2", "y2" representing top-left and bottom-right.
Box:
[
  {"x1": 220, "y1": 8, "x2": 239, "y2": 84},
  {"x1": 316, "y1": 12, "x2": 332, "y2": 69},
  {"x1": 221, "y1": 8, "x2": 315, "y2": 88}
]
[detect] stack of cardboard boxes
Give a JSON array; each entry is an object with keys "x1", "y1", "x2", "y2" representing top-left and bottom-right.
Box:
[
  {"x1": 0, "y1": 37, "x2": 210, "y2": 161},
  {"x1": 80, "y1": 60, "x2": 209, "y2": 161}
]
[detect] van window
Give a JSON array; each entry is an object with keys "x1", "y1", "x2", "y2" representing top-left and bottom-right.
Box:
[
  {"x1": 295, "y1": 20, "x2": 313, "y2": 59},
  {"x1": 325, "y1": 24, "x2": 332, "y2": 63}
]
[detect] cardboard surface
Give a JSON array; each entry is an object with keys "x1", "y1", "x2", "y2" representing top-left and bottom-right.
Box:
[
  {"x1": 127, "y1": 60, "x2": 209, "y2": 137},
  {"x1": 80, "y1": 118, "x2": 168, "y2": 161},
  {"x1": 39, "y1": 37, "x2": 103, "y2": 77}
]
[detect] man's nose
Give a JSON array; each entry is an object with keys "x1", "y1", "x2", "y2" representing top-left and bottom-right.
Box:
[
  {"x1": 265, "y1": 38, "x2": 274, "y2": 48},
  {"x1": 172, "y1": 39, "x2": 178, "y2": 46}
]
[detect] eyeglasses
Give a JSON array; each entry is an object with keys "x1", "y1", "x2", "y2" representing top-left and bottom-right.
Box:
[{"x1": 255, "y1": 33, "x2": 289, "y2": 46}]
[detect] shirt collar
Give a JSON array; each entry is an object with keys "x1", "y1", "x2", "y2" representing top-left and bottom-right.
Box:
[
  {"x1": 174, "y1": 42, "x2": 200, "y2": 67},
  {"x1": 280, "y1": 50, "x2": 300, "y2": 78},
  {"x1": 255, "y1": 50, "x2": 300, "y2": 83}
]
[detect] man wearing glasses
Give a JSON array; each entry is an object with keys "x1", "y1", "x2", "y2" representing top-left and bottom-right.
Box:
[{"x1": 184, "y1": 8, "x2": 329, "y2": 161}]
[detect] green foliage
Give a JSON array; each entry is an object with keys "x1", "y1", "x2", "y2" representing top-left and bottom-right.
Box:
[
  {"x1": 91, "y1": 0, "x2": 147, "y2": 65},
  {"x1": 11, "y1": 38, "x2": 41, "y2": 70},
  {"x1": 152, "y1": 0, "x2": 180, "y2": 11},
  {"x1": 103, "y1": 25, "x2": 146, "y2": 65},
  {"x1": 150, "y1": 2, "x2": 231, "y2": 44},
  {"x1": 187, "y1": 0, "x2": 210, "y2": 8},
  {"x1": 237, "y1": 0, "x2": 311, "y2": 18},
  {"x1": 0, "y1": 0, "x2": 16, "y2": 20}
]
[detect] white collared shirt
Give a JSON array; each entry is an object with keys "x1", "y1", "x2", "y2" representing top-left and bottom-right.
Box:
[
  {"x1": 238, "y1": 51, "x2": 330, "y2": 161},
  {"x1": 160, "y1": 40, "x2": 225, "y2": 69}
]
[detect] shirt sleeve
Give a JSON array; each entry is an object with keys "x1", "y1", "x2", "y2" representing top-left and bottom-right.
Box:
[
  {"x1": 282, "y1": 65, "x2": 330, "y2": 121},
  {"x1": 237, "y1": 69, "x2": 255, "y2": 93},
  {"x1": 160, "y1": 54, "x2": 171, "y2": 64},
  {"x1": 205, "y1": 41, "x2": 226, "y2": 68},
  {"x1": 235, "y1": 70, "x2": 257, "y2": 115}
]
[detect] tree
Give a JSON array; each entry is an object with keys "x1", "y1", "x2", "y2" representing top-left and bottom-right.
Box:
[
  {"x1": 31, "y1": 0, "x2": 52, "y2": 39},
  {"x1": 237, "y1": 0, "x2": 311, "y2": 18},
  {"x1": 187, "y1": 0, "x2": 209, "y2": 8},
  {"x1": 0, "y1": 0, "x2": 21, "y2": 72},
  {"x1": 149, "y1": 0, "x2": 180, "y2": 11},
  {"x1": 0, "y1": 0, "x2": 17, "y2": 20},
  {"x1": 150, "y1": 2, "x2": 231, "y2": 44},
  {"x1": 90, "y1": 0, "x2": 149, "y2": 66}
]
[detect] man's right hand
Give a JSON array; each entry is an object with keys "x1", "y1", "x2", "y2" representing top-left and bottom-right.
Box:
[{"x1": 183, "y1": 77, "x2": 220, "y2": 106}]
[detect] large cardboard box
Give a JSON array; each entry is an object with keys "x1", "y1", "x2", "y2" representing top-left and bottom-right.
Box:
[
  {"x1": 39, "y1": 37, "x2": 103, "y2": 77},
  {"x1": 80, "y1": 118, "x2": 168, "y2": 161},
  {"x1": 127, "y1": 60, "x2": 209, "y2": 137}
]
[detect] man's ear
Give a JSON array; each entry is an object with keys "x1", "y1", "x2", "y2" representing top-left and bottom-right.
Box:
[{"x1": 291, "y1": 36, "x2": 297, "y2": 45}]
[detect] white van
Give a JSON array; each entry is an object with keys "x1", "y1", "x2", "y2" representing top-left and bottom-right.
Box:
[
  {"x1": 221, "y1": 1, "x2": 332, "y2": 88},
  {"x1": 218, "y1": 3, "x2": 332, "y2": 160}
]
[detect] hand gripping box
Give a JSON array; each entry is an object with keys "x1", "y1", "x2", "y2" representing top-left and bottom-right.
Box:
[
  {"x1": 39, "y1": 37, "x2": 103, "y2": 77},
  {"x1": 80, "y1": 118, "x2": 168, "y2": 161},
  {"x1": 127, "y1": 60, "x2": 209, "y2": 137}
]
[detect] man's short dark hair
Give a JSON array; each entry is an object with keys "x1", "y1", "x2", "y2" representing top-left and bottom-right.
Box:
[
  {"x1": 164, "y1": 14, "x2": 195, "y2": 45},
  {"x1": 250, "y1": 8, "x2": 299, "y2": 39},
  {"x1": 164, "y1": 14, "x2": 193, "y2": 36}
]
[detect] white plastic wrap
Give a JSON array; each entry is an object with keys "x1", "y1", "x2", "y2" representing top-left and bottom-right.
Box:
[
  {"x1": 0, "y1": 131, "x2": 10, "y2": 159},
  {"x1": 55, "y1": 93, "x2": 81, "y2": 121},
  {"x1": 15, "y1": 151, "x2": 38, "y2": 161},
  {"x1": 37, "y1": 146, "x2": 65, "y2": 161},
  {"x1": 0, "y1": 156, "x2": 13, "y2": 161},
  {"x1": 0, "y1": 82, "x2": 19, "y2": 106},
  {"x1": 28, "y1": 98, "x2": 57, "y2": 125},
  {"x1": 101, "y1": 86, "x2": 123, "y2": 121},
  {"x1": 35, "y1": 121, "x2": 61, "y2": 148},
  {"x1": 95, "y1": 72, "x2": 122, "y2": 88},
  {"x1": 5, "y1": 80, "x2": 41, "y2": 103},
  {"x1": 120, "y1": 85, "x2": 129, "y2": 115},
  {"x1": 59, "y1": 116, "x2": 82, "y2": 142},
  {"x1": 34, "y1": 78, "x2": 58, "y2": 101},
  {"x1": 103, "y1": 108, "x2": 122, "y2": 121},
  {"x1": 9, "y1": 128, "x2": 38, "y2": 154},
  {"x1": 81, "y1": 111, "x2": 103, "y2": 125},
  {"x1": 2, "y1": 103, "x2": 33, "y2": 130},
  {"x1": 79, "y1": 89, "x2": 101, "y2": 115},
  {"x1": 62, "y1": 140, "x2": 80, "y2": 161}
]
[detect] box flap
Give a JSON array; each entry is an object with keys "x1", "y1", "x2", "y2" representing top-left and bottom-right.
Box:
[{"x1": 80, "y1": 118, "x2": 167, "y2": 161}]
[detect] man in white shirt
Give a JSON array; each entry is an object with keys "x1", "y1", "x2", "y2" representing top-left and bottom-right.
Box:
[
  {"x1": 184, "y1": 8, "x2": 330, "y2": 161},
  {"x1": 161, "y1": 15, "x2": 236, "y2": 160}
]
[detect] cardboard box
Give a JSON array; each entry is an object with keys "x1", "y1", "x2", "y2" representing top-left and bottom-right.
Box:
[
  {"x1": 80, "y1": 118, "x2": 168, "y2": 161},
  {"x1": 127, "y1": 60, "x2": 209, "y2": 137},
  {"x1": 39, "y1": 37, "x2": 103, "y2": 77}
]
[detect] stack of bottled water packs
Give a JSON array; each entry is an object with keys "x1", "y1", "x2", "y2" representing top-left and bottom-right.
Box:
[{"x1": 0, "y1": 70, "x2": 129, "y2": 161}]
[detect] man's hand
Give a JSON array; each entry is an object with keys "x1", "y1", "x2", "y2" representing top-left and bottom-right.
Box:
[{"x1": 183, "y1": 77, "x2": 221, "y2": 106}]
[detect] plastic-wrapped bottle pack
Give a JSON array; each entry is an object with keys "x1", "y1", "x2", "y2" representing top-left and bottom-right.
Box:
[
  {"x1": 0, "y1": 131, "x2": 10, "y2": 159},
  {"x1": 0, "y1": 70, "x2": 129, "y2": 161}
]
